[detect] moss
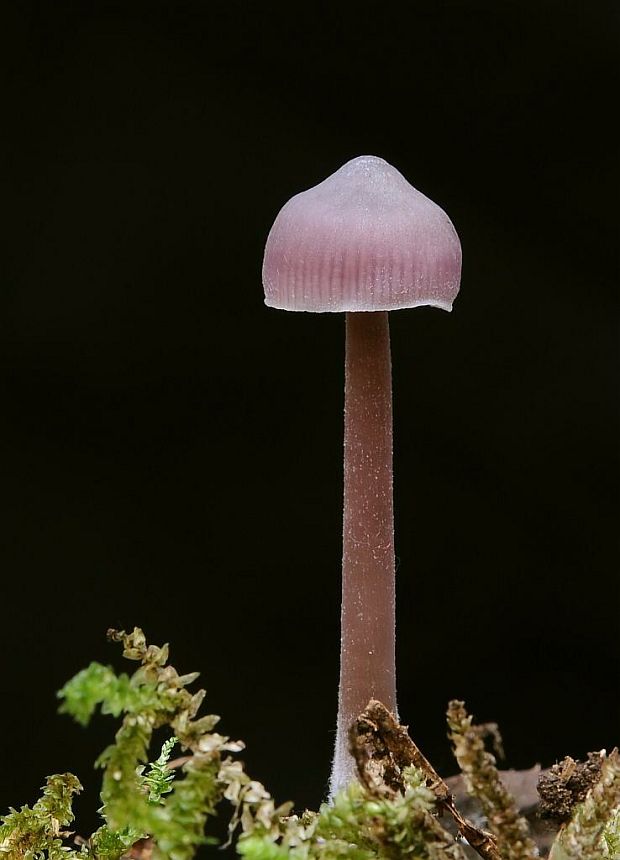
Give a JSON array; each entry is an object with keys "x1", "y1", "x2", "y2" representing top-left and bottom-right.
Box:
[
  {"x1": 0, "y1": 773, "x2": 83, "y2": 860},
  {"x1": 548, "y1": 749, "x2": 620, "y2": 860},
  {"x1": 1, "y1": 629, "x2": 617, "y2": 859},
  {"x1": 447, "y1": 700, "x2": 538, "y2": 860}
]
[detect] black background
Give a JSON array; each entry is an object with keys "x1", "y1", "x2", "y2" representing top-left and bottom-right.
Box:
[{"x1": 2, "y1": 0, "x2": 618, "y2": 846}]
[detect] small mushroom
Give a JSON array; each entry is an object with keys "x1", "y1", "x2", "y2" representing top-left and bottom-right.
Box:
[{"x1": 262, "y1": 155, "x2": 461, "y2": 796}]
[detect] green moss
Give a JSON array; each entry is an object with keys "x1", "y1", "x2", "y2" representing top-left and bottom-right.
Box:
[
  {"x1": 1, "y1": 628, "x2": 617, "y2": 859},
  {"x1": 0, "y1": 773, "x2": 82, "y2": 859},
  {"x1": 603, "y1": 805, "x2": 620, "y2": 857}
]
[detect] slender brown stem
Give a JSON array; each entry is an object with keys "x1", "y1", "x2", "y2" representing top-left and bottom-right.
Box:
[{"x1": 330, "y1": 310, "x2": 397, "y2": 796}]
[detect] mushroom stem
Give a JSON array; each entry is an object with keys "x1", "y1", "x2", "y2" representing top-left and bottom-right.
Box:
[{"x1": 331, "y1": 310, "x2": 397, "y2": 796}]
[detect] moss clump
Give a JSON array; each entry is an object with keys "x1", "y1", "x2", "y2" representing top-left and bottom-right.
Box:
[
  {"x1": 0, "y1": 773, "x2": 82, "y2": 860},
  {"x1": 1, "y1": 629, "x2": 617, "y2": 860},
  {"x1": 548, "y1": 748, "x2": 620, "y2": 860}
]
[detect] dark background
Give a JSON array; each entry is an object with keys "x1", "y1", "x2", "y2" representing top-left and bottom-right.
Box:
[{"x1": 2, "y1": 0, "x2": 618, "y2": 846}]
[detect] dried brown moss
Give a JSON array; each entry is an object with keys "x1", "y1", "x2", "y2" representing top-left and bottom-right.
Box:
[{"x1": 447, "y1": 700, "x2": 538, "y2": 860}]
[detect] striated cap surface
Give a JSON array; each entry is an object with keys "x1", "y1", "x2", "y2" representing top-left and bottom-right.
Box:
[{"x1": 262, "y1": 155, "x2": 462, "y2": 313}]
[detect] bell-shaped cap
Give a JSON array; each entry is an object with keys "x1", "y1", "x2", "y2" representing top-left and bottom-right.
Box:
[{"x1": 262, "y1": 155, "x2": 461, "y2": 313}]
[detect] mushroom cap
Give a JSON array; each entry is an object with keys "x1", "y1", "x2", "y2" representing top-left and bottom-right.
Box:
[{"x1": 262, "y1": 155, "x2": 461, "y2": 313}]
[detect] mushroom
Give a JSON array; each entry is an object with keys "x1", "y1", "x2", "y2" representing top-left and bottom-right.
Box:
[{"x1": 262, "y1": 155, "x2": 461, "y2": 796}]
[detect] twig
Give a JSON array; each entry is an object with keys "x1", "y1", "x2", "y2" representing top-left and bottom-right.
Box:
[
  {"x1": 166, "y1": 755, "x2": 193, "y2": 770},
  {"x1": 349, "y1": 699, "x2": 502, "y2": 860}
]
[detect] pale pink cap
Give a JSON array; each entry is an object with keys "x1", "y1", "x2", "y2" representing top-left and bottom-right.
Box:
[{"x1": 262, "y1": 155, "x2": 462, "y2": 313}]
